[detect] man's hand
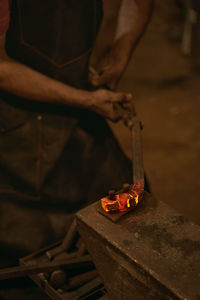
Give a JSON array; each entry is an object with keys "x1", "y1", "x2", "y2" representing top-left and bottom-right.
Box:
[
  {"x1": 89, "y1": 36, "x2": 131, "y2": 91},
  {"x1": 88, "y1": 89, "x2": 132, "y2": 121}
]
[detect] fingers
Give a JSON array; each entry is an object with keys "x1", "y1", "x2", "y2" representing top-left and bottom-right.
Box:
[
  {"x1": 91, "y1": 89, "x2": 133, "y2": 122},
  {"x1": 93, "y1": 103, "x2": 121, "y2": 122},
  {"x1": 108, "y1": 107, "x2": 121, "y2": 122},
  {"x1": 107, "y1": 90, "x2": 133, "y2": 104},
  {"x1": 90, "y1": 72, "x2": 111, "y2": 88},
  {"x1": 89, "y1": 66, "x2": 116, "y2": 89},
  {"x1": 121, "y1": 101, "x2": 131, "y2": 110},
  {"x1": 104, "y1": 90, "x2": 133, "y2": 121}
]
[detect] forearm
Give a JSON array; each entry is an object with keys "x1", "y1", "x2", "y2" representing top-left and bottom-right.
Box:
[
  {"x1": 112, "y1": 0, "x2": 153, "y2": 67},
  {"x1": 89, "y1": 0, "x2": 154, "y2": 90},
  {"x1": 0, "y1": 54, "x2": 133, "y2": 121},
  {"x1": 0, "y1": 56, "x2": 91, "y2": 108}
]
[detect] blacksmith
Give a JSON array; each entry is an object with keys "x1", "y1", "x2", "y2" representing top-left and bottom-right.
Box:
[{"x1": 0, "y1": 0, "x2": 153, "y2": 262}]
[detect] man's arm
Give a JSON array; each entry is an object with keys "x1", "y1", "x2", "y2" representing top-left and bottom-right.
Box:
[
  {"x1": 90, "y1": 0, "x2": 153, "y2": 90},
  {"x1": 0, "y1": 34, "x2": 132, "y2": 121}
]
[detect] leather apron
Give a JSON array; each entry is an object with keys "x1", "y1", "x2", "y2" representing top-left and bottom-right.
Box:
[{"x1": 0, "y1": 0, "x2": 131, "y2": 258}]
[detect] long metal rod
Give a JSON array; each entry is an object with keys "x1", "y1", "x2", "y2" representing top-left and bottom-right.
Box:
[
  {"x1": 130, "y1": 117, "x2": 144, "y2": 187},
  {"x1": 0, "y1": 255, "x2": 92, "y2": 281},
  {"x1": 121, "y1": 101, "x2": 144, "y2": 187}
]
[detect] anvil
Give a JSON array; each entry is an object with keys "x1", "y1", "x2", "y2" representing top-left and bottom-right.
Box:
[{"x1": 76, "y1": 193, "x2": 200, "y2": 300}]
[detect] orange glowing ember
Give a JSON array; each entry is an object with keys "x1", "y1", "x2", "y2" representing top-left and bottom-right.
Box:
[{"x1": 101, "y1": 185, "x2": 144, "y2": 213}]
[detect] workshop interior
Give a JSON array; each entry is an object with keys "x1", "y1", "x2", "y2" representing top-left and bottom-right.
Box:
[{"x1": 0, "y1": 0, "x2": 200, "y2": 299}]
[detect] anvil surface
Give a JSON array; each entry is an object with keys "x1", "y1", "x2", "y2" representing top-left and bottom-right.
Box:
[{"x1": 76, "y1": 192, "x2": 200, "y2": 300}]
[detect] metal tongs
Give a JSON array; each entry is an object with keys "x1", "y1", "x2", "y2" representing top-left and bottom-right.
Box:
[
  {"x1": 89, "y1": 65, "x2": 144, "y2": 189},
  {"x1": 116, "y1": 102, "x2": 144, "y2": 189}
]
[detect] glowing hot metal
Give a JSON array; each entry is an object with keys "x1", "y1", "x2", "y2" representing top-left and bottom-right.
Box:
[{"x1": 101, "y1": 185, "x2": 144, "y2": 213}]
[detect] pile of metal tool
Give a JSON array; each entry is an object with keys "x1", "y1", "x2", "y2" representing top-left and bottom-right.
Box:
[{"x1": 0, "y1": 220, "x2": 107, "y2": 300}]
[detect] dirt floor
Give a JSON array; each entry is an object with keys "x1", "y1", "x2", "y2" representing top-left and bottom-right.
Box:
[{"x1": 109, "y1": 0, "x2": 200, "y2": 225}]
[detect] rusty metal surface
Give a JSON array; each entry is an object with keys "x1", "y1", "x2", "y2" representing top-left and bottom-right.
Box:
[{"x1": 76, "y1": 192, "x2": 200, "y2": 300}]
